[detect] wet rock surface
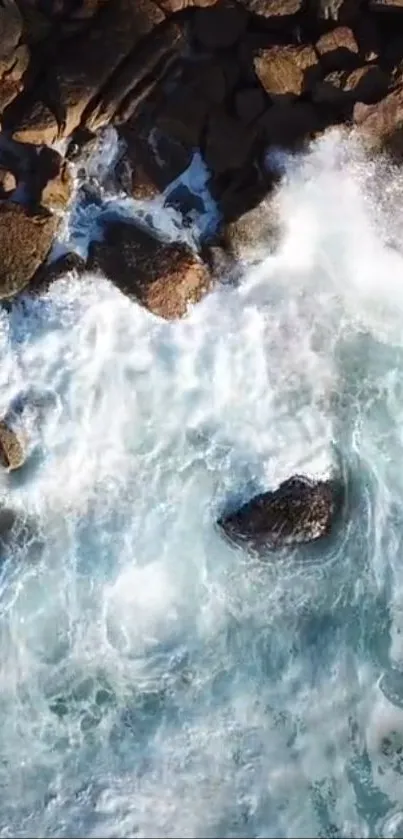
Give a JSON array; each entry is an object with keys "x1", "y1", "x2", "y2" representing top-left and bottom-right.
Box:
[{"x1": 218, "y1": 475, "x2": 342, "y2": 553}]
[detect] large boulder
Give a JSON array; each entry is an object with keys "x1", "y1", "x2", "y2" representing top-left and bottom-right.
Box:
[
  {"x1": 254, "y1": 45, "x2": 320, "y2": 99},
  {"x1": 0, "y1": 0, "x2": 29, "y2": 115},
  {"x1": 218, "y1": 475, "x2": 341, "y2": 553},
  {"x1": 353, "y1": 83, "x2": 403, "y2": 155},
  {"x1": 0, "y1": 201, "x2": 58, "y2": 299},
  {"x1": 87, "y1": 220, "x2": 212, "y2": 319}
]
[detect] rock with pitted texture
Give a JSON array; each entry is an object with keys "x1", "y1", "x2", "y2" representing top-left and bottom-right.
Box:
[
  {"x1": 0, "y1": 202, "x2": 58, "y2": 299},
  {"x1": 218, "y1": 475, "x2": 341, "y2": 553},
  {"x1": 87, "y1": 220, "x2": 212, "y2": 319},
  {"x1": 353, "y1": 84, "x2": 403, "y2": 155},
  {"x1": 236, "y1": 0, "x2": 303, "y2": 18},
  {"x1": 0, "y1": 421, "x2": 25, "y2": 471},
  {"x1": 254, "y1": 45, "x2": 320, "y2": 99}
]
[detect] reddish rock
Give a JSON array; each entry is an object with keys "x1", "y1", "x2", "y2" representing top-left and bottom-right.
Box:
[
  {"x1": 353, "y1": 85, "x2": 403, "y2": 155},
  {"x1": 0, "y1": 202, "x2": 58, "y2": 299},
  {"x1": 87, "y1": 221, "x2": 212, "y2": 320},
  {"x1": 204, "y1": 110, "x2": 257, "y2": 174},
  {"x1": 193, "y1": 1, "x2": 247, "y2": 49},
  {"x1": 234, "y1": 87, "x2": 267, "y2": 123},
  {"x1": 254, "y1": 45, "x2": 320, "y2": 99},
  {"x1": 316, "y1": 26, "x2": 359, "y2": 72}
]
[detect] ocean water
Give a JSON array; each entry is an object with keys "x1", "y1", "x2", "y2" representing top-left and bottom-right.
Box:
[{"x1": 1, "y1": 129, "x2": 403, "y2": 837}]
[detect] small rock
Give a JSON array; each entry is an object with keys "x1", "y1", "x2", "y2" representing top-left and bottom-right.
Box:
[
  {"x1": 254, "y1": 45, "x2": 320, "y2": 99},
  {"x1": 37, "y1": 148, "x2": 73, "y2": 212},
  {"x1": 218, "y1": 475, "x2": 341, "y2": 553},
  {"x1": 237, "y1": 0, "x2": 303, "y2": 18},
  {"x1": 0, "y1": 167, "x2": 16, "y2": 195},
  {"x1": 0, "y1": 202, "x2": 58, "y2": 298},
  {"x1": 87, "y1": 220, "x2": 212, "y2": 320},
  {"x1": 315, "y1": 26, "x2": 359, "y2": 72},
  {"x1": 0, "y1": 420, "x2": 25, "y2": 471},
  {"x1": 193, "y1": 1, "x2": 247, "y2": 49}
]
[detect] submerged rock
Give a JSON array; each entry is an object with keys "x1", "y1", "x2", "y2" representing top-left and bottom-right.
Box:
[
  {"x1": 218, "y1": 475, "x2": 342, "y2": 553},
  {"x1": 0, "y1": 420, "x2": 25, "y2": 471}
]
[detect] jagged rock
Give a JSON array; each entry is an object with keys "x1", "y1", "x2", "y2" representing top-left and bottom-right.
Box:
[
  {"x1": 353, "y1": 84, "x2": 403, "y2": 155},
  {"x1": 87, "y1": 220, "x2": 212, "y2": 319},
  {"x1": 236, "y1": 0, "x2": 303, "y2": 18},
  {"x1": 118, "y1": 118, "x2": 192, "y2": 194},
  {"x1": 7, "y1": 0, "x2": 165, "y2": 143},
  {"x1": 0, "y1": 0, "x2": 29, "y2": 115},
  {"x1": 313, "y1": 65, "x2": 389, "y2": 107},
  {"x1": 204, "y1": 109, "x2": 257, "y2": 174},
  {"x1": 192, "y1": 1, "x2": 247, "y2": 49},
  {"x1": 0, "y1": 202, "x2": 58, "y2": 298},
  {"x1": 234, "y1": 87, "x2": 267, "y2": 124},
  {"x1": 0, "y1": 167, "x2": 16, "y2": 195},
  {"x1": 218, "y1": 475, "x2": 341, "y2": 552},
  {"x1": 0, "y1": 420, "x2": 25, "y2": 471},
  {"x1": 8, "y1": 100, "x2": 60, "y2": 146},
  {"x1": 316, "y1": 26, "x2": 359, "y2": 72},
  {"x1": 254, "y1": 45, "x2": 320, "y2": 99},
  {"x1": 35, "y1": 148, "x2": 73, "y2": 211}
]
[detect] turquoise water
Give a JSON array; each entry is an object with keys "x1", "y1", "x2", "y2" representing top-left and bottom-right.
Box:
[{"x1": 0, "y1": 131, "x2": 403, "y2": 837}]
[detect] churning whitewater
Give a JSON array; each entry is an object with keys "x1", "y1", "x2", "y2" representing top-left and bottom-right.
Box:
[{"x1": 2, "y1": 130, "x2": 403, "y2": 837}]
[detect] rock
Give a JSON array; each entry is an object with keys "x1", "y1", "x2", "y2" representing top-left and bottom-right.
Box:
[
  {"x1": 254, "y1": 45, "x2": 320, "y2": 99},
  {"x1": 353, "y1": 85, "x2": 403, "y2": 155},
  {"x1": 87, "y1": 221, "x2": 211, "y2": 319},
  {"x1": 218, "y1": 475, "x2": 341, "y2": 552},
  {"x1": 157, "y1": 0, "x2": 219, "y2": 9},
  {"x1": 181, "y1": 61, "x2": 228, "y2": 105},
  {"x1": 8, "y1": 100, "x2": 60, "y2": 146},
  {"x1": 370, "y1": 0, "x2": 403, "y2": 9},
  {"x1": 314, "y1": 0, "x2": 361, "y2": 22},
  {"x1": 7, "y1": 0, "x2": 166, "y2": 143},
  {"x1": 234, "y1": 87, "x2": 267, "y2": 124},
  {"x1": 313, "y1": 66, "x2": 389, "y2": 107},
  {"x1": 315, "y1": 26, "x2": 359, "y2": 73},
  {"x1": 259, "y1": 102, "x2": 323, "y2": 148},
  {"x1": 30, "y1": 251, "x2": 86, "y2": 294},
  {"x1": 36, "y1": 148, "x2": 73, "y2": 212},
  {"x1": 193, "y1": 1, "x2": 247, "y2": 49},
  {"x1": 156, "y1": 88, "x2": 209, "y2": 146},
  {"x1": 0, "y1": 202, "x2": 58, "y2": 299},
  {"x1": 237, "y1": 0, "x2": 303, "y2": 18},
  {"x1": 222, "y1": 192, "x2": 283, "y2": 260},
  {"x1": 0, "y1": 168, "x2": 16, "y2": 195},
  {"x1": 114, "y1": 153, "x2": 160, "y2": 200},
  {"x1": 118, "y1": 119, "x2": 192, "y2": 193},
  {"x1": 0, "y1": 420, "x2": 24, "y2": 471},
  {"x1": 204, "y1": 110, "x2": 257, "y2": 174}
]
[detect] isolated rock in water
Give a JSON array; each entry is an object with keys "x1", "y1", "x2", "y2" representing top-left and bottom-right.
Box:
[
  {"x1": 0, "y1": 202, "x2": 58, "y2": 298},
  {"x1": 218, "y1": 476, "x2": 341, "y2": 552},
  {"x1": 87, "y1": 221, "x2": 212, "y2": 320},
  {"x1": 0, "y1": 421, "x2": 25, "y2": 471}
]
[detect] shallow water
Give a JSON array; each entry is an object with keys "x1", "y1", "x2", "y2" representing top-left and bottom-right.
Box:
[{"x1": 1, "y1": 130, "x2": 403, "y2": 837}]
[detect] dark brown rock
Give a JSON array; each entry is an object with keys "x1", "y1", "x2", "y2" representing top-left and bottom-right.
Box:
[
  {"x1": 222, "y1": 193, "x2": 283, "y2": 260},
  {"x1": 313, "y1": 65, "x2": 389, "y2": 107},
  {"x1": 315, "y1": 26, "x2": 359, "y2": 72},
  {"x1": 119, "y1": 118, "x2": 193, "y2": 193},
  {"x1": 183, "y1": 61, "x2": 228, "y2": 104},
  {"x1": 0, "y1": 0, "x2": 30, "y2": 115},
  {"x1": 10, "y1": 100, "x2": 59, "y2": 146},
  {"x1": 193, "y1": 1, "x2": 247, "y2": 49},
  {"x1": 259, "y1": 102, "x2": 323, "y2": 148},
  {"x1": 87, "y1": 221, "x2": 212, "y2": 319},
  {"x1": 0, "y1": 202, "x2": 58, "y2": 299},
  {"x1": 204, "y1": 110, "x2": 257, "y2": 174},
  {"x1": 254, "y1": 45, "x2": 320, "y2": 99},
  {"x1": 0, "y1": 420, "x2": 25, "y2": 471},
  {"x1": 218, "y1": 475, "x2": 341, "y2": 553},
  {"x1": 36, "y1": 149, "x2": 73, "y2": 212},
  {"x1": 156, "y1": 88, "x2": 209, "y2": 146},
  {"x1": 234, "y1": 87, "x2": 267, "y2": 124},
  {"x1": 31, "y1": 252, "x2": 86, "y2": 294}
]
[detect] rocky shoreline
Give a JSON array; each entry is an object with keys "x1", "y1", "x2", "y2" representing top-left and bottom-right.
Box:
[{"x1": 0, "y1": 0, "x2": 402, "y2": 550}]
